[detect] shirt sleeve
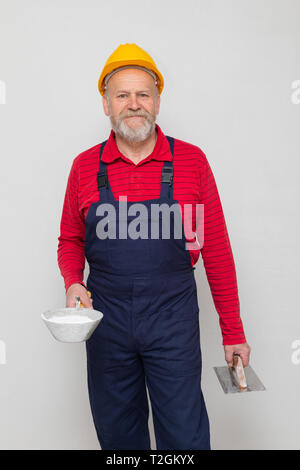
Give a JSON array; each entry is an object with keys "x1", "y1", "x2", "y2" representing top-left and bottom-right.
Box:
[
  {"x1": 199, "y1": 154, "x2": 247, "y2": 345},
  {"x1": 57, "y1": 156, "x2": 87, "y2": 292}
]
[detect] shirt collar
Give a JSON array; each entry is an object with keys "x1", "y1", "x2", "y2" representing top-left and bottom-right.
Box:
[{"x1": 101, "y1": 123, "x2": 173, "y2": 165}]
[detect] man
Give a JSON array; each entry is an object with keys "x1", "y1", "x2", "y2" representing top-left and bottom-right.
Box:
[{"x1": 57, "y1": 43, "x2": 251, "y2": 450}]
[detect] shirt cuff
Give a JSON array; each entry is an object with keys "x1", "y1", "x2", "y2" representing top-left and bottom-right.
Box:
[{"x1": 65, "y1": 279, "x2": 87, "y2": 293}]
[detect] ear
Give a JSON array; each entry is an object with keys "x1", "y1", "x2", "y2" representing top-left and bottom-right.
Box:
[
  {"x1": 102, "y1": 95, "x2": 110, "y2": 117},
  {"x1": 155, "y1": 93, "x2": 161, "y2": 115}
]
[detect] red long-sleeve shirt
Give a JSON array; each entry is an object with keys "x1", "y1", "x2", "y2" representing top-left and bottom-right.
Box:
[{"x1": 57, "y1": 123, "x2": 246, "y2": 345}]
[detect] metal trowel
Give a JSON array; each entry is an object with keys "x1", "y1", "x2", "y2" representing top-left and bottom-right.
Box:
[{"x1": 214, "y1": 353, "x2": 266, "y2": 394}]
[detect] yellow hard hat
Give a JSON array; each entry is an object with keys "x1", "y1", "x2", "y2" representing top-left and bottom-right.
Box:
[{"x1": 98, "y1": 43, "x2": 164, "y2": 96}]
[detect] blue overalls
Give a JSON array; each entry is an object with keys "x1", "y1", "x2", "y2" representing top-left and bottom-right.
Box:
[{"x1": 84, "y1": 136, "x2": 210, "y2": 450}]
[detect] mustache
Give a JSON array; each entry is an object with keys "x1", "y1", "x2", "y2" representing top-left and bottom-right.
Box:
[{"x1": 121, "y1": 111, "x2": 149, "y2": 119}]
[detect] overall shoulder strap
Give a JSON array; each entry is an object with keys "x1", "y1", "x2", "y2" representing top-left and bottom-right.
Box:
[
  {"x1": 160, "y1": 136, "x2": 174, "y2": 199},
  {"x1": 97, "y1": 140, "x2": 115, "y2": 202}
]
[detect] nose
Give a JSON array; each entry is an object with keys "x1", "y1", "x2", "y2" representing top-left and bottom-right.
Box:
[{"x1": 127, "y1": 93, "x2": 140, "y2": 111}]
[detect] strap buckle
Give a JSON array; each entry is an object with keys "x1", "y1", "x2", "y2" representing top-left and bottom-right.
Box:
[
  {"x1": 161, "y1": 167, "x2": 173, "y2": 186},
  {"x1": 97, "y1": 170, "x2": 108, "y2": 188}
]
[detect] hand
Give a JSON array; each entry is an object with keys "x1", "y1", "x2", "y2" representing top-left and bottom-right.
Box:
[
  {"x1": 224, "y1": 343, "x2": 251, "y2": 367},
  {"x1": 66, "y1": 283, "x2": 93, "y2": 309}
]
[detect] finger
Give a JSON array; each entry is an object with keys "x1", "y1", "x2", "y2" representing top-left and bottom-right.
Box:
[
  {"x1": 240, "y1": 353, "x2": 250, "y2": 367},
  {"x1": 225, "y1": 351, "x2": 234, "y2": 367},
  {"x1": 80, "y1": 295, "x2": 93, "y2": 308},
  {"x1": 81, "y1": 291, "x2": 93, "y2": 308},
  {"x1": 87, "y1": 291, "x2": 93, "y2": 308},
  {"x1": 66, "y1": 298, "x2": 77, "y2": 308}
]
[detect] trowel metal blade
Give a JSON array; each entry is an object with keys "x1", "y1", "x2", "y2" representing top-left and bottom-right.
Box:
[{"x1": 213, "y1": 365, "x2": 266, "y2": 394}]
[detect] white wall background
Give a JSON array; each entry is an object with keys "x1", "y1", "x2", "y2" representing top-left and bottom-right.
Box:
[{"x1": 0, "y1": 0, "x2": 299, "y2": 450}]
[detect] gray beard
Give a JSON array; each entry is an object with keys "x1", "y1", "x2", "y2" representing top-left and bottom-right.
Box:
[{"x1": 110, "y1": 116, "x2": 156, "y2": 143}]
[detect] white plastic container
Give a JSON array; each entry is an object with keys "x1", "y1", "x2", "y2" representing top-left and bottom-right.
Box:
[{"x1": 41, "y1": 306, "x2": 103, "y2": 343}]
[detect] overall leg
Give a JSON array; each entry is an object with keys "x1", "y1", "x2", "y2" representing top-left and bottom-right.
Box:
[
  {"x1": 85, "y1": 290, "x2": 151, "y2": 450},
  {"x1": 145, "y1": 367, "x2": 210, "y2": 450},
  {"x1": 140, "y1": 293, "x2": 210, "y2": 450}
]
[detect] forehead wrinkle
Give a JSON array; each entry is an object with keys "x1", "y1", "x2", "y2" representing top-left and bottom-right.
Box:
[{"x1": 116, "y1": 88, "x2": 152, "y2": 93}]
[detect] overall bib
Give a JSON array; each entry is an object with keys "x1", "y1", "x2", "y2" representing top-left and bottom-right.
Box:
[{"x1": 84, "y1": 136, "x2": 210, "y2": 450}]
